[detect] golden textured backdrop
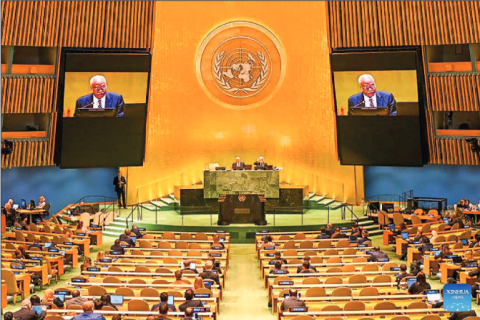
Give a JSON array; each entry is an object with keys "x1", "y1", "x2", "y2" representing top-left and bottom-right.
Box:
[{"x1": 123, "y1": 1, "x2": 364, "y2": 204}]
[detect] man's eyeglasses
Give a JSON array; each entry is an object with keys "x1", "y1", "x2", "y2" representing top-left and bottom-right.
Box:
[
  {"x1": 92, "y1": 85, "x2": 106, "y2": 91},
  {"x1": 361, "y1": 84, "x2": 375, "y2": 90}
]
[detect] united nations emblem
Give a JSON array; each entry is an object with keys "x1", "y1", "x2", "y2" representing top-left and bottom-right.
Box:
[
  {"x1": 238, "y1": 195, "x2": 247, "y2": 202},
  {"x1": 196, "y1": 21, "x2": 286, "y2": 110}
]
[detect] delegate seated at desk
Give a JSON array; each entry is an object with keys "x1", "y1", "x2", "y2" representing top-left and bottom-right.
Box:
[
  {"x1": 232, "y1": 157, "x2": 245, "y2": 170},
  {"x1": 254, "y1": 156, "x2": 268, "y2": 169}
]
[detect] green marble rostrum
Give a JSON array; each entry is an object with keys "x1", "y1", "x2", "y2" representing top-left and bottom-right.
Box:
[{"x1": 204, "y1": 170, "x2": 280, "y2": 198}]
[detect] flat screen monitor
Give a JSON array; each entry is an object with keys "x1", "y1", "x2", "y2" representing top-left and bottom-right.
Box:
[
  {"x1": 110, "y1": 295, "x2": 124, "y2": 306},
  {"x1": 30, "y1": 200, "x2": 36, "y2": 208},
  {"x1": 55, "y1": 50, "x2": 152, "y2": 168},
  {"x1": 407, "y1": 278, "x2": 416, "y2": 288},
  {"x1": 12, "y1": 204, "x2": 19, "y2": 210},
  {"x1": 401, "y1": 232, "x2": 409, "y2": 240},
  {"x1": 54, "y1": 294, "x2": 65, "y2": 302},
  {"x1": 461, "y1": 239, "x2": 469, "y2": 246},
  {"x1": 331, "y1": 48, "x2": 427, "y2": 166},
  {"x1": 382, "y1": 203, "x2": 394, "y2": 212},
  {"x1": 443, "y1": 217, "x2": 449, "y2": 225},
  {"x1": 349, "y1": 235, "x2": 358, "y2": 242},
  {"x1": 130, "y1": 236, "x2": 137, "y2": 243},
  {"x1": 426, "y1": 290, "x2": 441, "y2": 303},
  {"x1": 21, "y1": 199, "x2": 27, "y2": 209},
  {"x1": 44, "y1": 242, "x2": 53, "y2": 248},
  {"x1": 167, "y1": 295, "x2": 174, "y2": 305}
]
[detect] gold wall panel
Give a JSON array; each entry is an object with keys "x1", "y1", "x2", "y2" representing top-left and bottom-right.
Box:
[{"x1": 124, "y1": 1, "x2": 364, "y2": 204}]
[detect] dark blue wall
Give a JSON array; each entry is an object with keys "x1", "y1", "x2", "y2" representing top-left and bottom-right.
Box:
[
  {"x1": 1, "y1": 166, "x2": 118, "y2": 214},
  {"x1": 364, "y1": 165, "x2": 480, "y2": 206}
]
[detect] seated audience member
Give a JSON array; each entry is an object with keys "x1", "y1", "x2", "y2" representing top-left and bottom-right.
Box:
[
  {"x1": 28, "y1": 238, "x2": 42, "y2": 250},
  {"x1": 119, "y1": 229, "x2": 135, "y2": 247},
  {"x1": 18, "y1": 244, "x2": 31, "y2": 259},
  {"x1": 182, "y1": 307, "x2": 195, "y2": 320},
  {"x1": 169, "y1": 270, "x2": 188, "y2": 289},
  {"x1": 199, "y1": 260, "x2": 220, "y2": 286},
  {"x1": 450, "y1": 212, "x2": 465, "y2": 228},
  {"x1": 76, "y1": 221, "x2": 90, "y2": 235},
  {"x1": 270, "y1": 261, "x2": 288, "y2": 274},
  {"x1": 66, "y1": 290, "x2": 88, "y2": 307},
  {"x1": 111, "y1": 315, "x2": 121, "y2": 320},
  {"x1": 194, "y1": 277, "x2": 205, "y2": 290},
  {"x1": 258, "y1": 235, "x2": 274, "y2": 248},
  {"x1": 151, "y1": 292, "x2": 177, "y2": 312},
  {"x1": 395, "y1": 264, "x2": 413, "y2": 285},
  {"x1": 434, "y1": 243, "x2": 452, "y2": 261},
  {"x1": 73, "y1": 301, "x2": 106, "y2": 320},
  {"x1": 210, "y1": 234, "x2": 225, "y2": 249},
  {"x1": 30, "y1": 295, "x2": 41, "y2": 306},
  {"x1": 36, "y1": 196, "x2": 46, "y2": 209},
  {"x1": 20, "y1": 216, "x2": 30, "y2": 230},
  {"x1": 181, "y1": 260, "x2": 198, "y2": 274},
  {"x1": 461, "y1": 250, "x2": 476, "y2": 266},
  {"x1": 394, "y1": 222, "x2": 408, "y2": 236},
  {"x1": 14, "y1": 299, "x2": 45, "y2": 320},
  {"x1": 449, "y1": 310, "x2": 477, "y2": 320},
  {"x1": 317, "y1": 227, "x2": 330, "y2": 239},
  {"x1": 158, "y1": 304, "x2": 172, "y2": 320},
  {"x1": 110, "y1": 239, "x2": 125, "y2": 255},
  {"x1": 93, "y1": 299, "x2": 104, "y2": 310},
  {"x1": 178, "y1": 290, "x2": 203, "y2": 312},
  {"x1": 408, "y1": 272, "x2": 431, "y2": 294},
  {"x1": 350, "y1": 225, "x2": 360, "y2": 237},
  {"x1": 468, "y1": 234, "x2": 480, "y2": 248},
  {"x1": 280, "y1": 289, "x2": 306, "y2": 311},
  {"x1": 430, "y1": 230, "x2": 439, "y2": 243},
  {"x1": 100, "y1": 294, "x2": 118, "y2": 310},
  {"x1": 296, "y1": 256, "x2": 317, "y2": 273},
  {"x1": 208, "y1": 256, "x2": 222, "y2": 274},
  {"x1": 130, "y1": 224, "x2": 144, "y2": 238},
  {"x1": 367, "y1": 246, "x2": 389, "y2": 262},
  {"x1": 299, "y1": 261, "x2": 316, "y2": 274},
  {"x1": 411, "y1": 230, "x2": 425, "y2": 243},
  {"x1": 4, "y1": 312, "x2": 14, "y2": 320},
  {"x1": 273, "y1": 251, "x2": 288, "y2": 265},
  {"x1": 42, "y1": 289, "x2": 54, "y2": 304},
  {"x1": 325, "y1": 223, "x2": 335, "y2": 237},
  {"x1": 358, "y1": 230, "x2": 371, "y2": 245},
  {"x1": 331, "y1": 228, "x2": 348, "y2": 239}
]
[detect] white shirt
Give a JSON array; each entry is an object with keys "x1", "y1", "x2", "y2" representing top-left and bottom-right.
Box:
[
  {"x1": 93, "y1": 96, "x2": 106, "y2": 109},
  {"x1": 363, "y1": 94, "x2": 377, "y2": 108},
  {"x1": 37, "y1": 201, "x2": 46, "y2": 209}
]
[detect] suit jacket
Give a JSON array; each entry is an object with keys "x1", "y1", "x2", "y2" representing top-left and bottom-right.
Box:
[
  {"x1": 368, "y1": 251, "x2": 389, "y2": 261},
  {"x1": 280, "y1": 297, "x2": 306, "y2": 311},
  {"x1": 180, "y1": 267, "x2": 198, "y2": 274},
  {"x1": 396, "y1": 272, "x2": 413, "y2": 284},
  {"x1": 178, "y1": 299, "x2": 203, "y2": 312},
  {"x1": 296, "y1": 266, "x2": 317, "y2": 273},
  {"x1": 66, "y1": 296, "x2": 88, "y2": 307},
  {"x1": 200, "y1": 270, "x2": 220, "y2": 286},
  {"x1": 358, "y1": 237, "x2": 371, "y2": 245},
  {"x1": 151, "y1": 302, "x2": 176, "y2": 312},
  {"x1": 113, "y1": 176, "x2": 126, "y2": 192},
  {"x1": 119, "y1": 234, "x2": 134, "y2": 247},
  {"x1": 75, "y1": 92, "x2": 125, "y2": 117},
  {"x1": 325, "y1": 228, "x2": 336, "y2": 237},
  {"x1": 110, "y1": 244, "x2": 125, "y2": 255},
  {"x1": 232, "y1": 162, "x2": 245, "y2": 169},
  {"x1": 13, "y1": 309, "x2": 42, "y2": 320},
  {"x1": 347, "y1": 91, "x2": 397, "y2": 116},
  {"x1": 254, "y1": 161, "x2": 268, "y2": 169}
]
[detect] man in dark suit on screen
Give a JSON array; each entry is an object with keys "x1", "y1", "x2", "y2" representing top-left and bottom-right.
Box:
[
  {"x1": 348, "y1": 74, "x2": 397, "y2": 116},
  {"x1": 75, "y1": 75, "x2": 125, "y2": 117},
  {"x1": 113, "y1": 171, "x2": 127, "y2": 209}
]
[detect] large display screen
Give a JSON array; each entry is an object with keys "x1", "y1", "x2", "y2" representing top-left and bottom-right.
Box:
[
  {"x1": 55, "y1": 50, "x2": 151, "y2": 168},
  {"x1": 331, "y1": 48, "x2": 428, "y2": 166}
]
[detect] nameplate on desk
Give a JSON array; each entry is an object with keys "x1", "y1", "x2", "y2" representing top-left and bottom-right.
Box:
[
  {"x1": 264, "y1": 246, "x2": 275, "y2": 250},
  {"x1": 12, "y1": 265, "x2": 25, "y2": 270},
  {"x1": 259, "y1": 230, "x2": 269, "y2": 233},
  {"x1": 209, "y1": 253, "x2": 222, "y2": 257},
  {"x1": 290, "y1": 307, "x2": 308, "y2": 312},
  {"x1": 99, "y1": 259, "x2": 112, "y2": 263},
  {"x1": 87, "y1": 267, "x2": 100, "y2": 272},
  {"x1": 63, "y1": 242, "x2": 73, "y2": 245},
  {"x1": 16, "y1": 227, "x2": 23, "y2": 230},
  {"x1": 269, "y1": 260, "x2": 276, "y2": 265},
  {"x1": 377, "y1": 258, "x2": 390, "y2": 262},
  {"x1": 192, "y1": 307, "x2": 210, "y2": 313},
  {"x1": 77, "y1": 233, "x2": 86, "y2": 236},
  {"x1": 216, "y1": 230, "x2": 226, "y2": 233},
  {"x1": 194, "y1": 293, "x2": 211, "y2": 298},
  {"x1": 48, "y1": 248, "x2": 59, "y2": 252},
  {"x1": 111, "y1": 251, "x2": 121, "y2": 255},
  {"x1": 138, "y1": 228, "x2": 146, "y2": 231},
  {"x1": 72, "y1": 278, "x2": 87, "y2": 283},
  {"x1": 266, "y1": 253, "x2": 275, "y2": 257},
  {"x1": 278, "y1": 281, "x2": 294, "y2": 285},
  {"x1": 31, "y1": 257, "x2": 42, "y2": 261},
  {"x1": 121, "y1": 245, "x2": 130, "y2": 248},
  {"x1": 234, "y1": 208, "x2": 250, "y2": 214},
  {"x1": 90, "y1": 224, "x2": 99, "y2": 228},
  {"x1": 55, "y1": 290, "x2": 70, "y2": 295}
]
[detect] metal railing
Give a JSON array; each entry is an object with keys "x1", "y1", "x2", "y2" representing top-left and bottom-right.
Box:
[
  {"x1": 362, "y1": 192, "x2": 413, "y2": 215},
  {"x1": 69, "y1": 195, "x2": 119, "y2": 215},
  {"x1": 125, "y1": 205, "x2": 141, "y2": 228},
  {"x1": 341, "y1": 204, "x2": 358, "y2": 225}
]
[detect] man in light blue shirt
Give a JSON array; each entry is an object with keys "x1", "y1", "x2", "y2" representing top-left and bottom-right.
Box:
[{"x1": 73, "y1": 302, "x2": 106, "y2": 320}]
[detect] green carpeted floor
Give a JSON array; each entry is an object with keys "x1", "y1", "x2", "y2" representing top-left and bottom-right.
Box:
[{"x1": 4, "y1": 233, "x2": 480, "y2": 318}]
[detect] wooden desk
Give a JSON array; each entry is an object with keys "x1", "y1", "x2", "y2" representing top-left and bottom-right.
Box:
[{"x1": 16, "y1": 209, "x2": 46, "y2": 223}]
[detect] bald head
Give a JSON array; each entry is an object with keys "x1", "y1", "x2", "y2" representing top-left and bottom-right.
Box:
[
  {"x1": 358, "y1": 74, "x2": 376, "y2": 98},
  {"x1": 82, "y1": 301, "x2": 94, "y2": 312},
  {"x1": 90, "y1": 75, "x2": 107, "y2": 99},
  {"x1": 21, "y1": 299, "x2": 32, "y2": 309}
]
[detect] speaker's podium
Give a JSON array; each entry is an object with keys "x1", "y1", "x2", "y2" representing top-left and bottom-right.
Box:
[{"x1": 217, "y1": 194, "x2": 267, "y2": 225}]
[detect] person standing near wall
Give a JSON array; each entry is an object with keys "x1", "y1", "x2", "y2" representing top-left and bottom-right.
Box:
[{"x1": 113, "y1": 171, "x2": 127, "y2": 210}]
